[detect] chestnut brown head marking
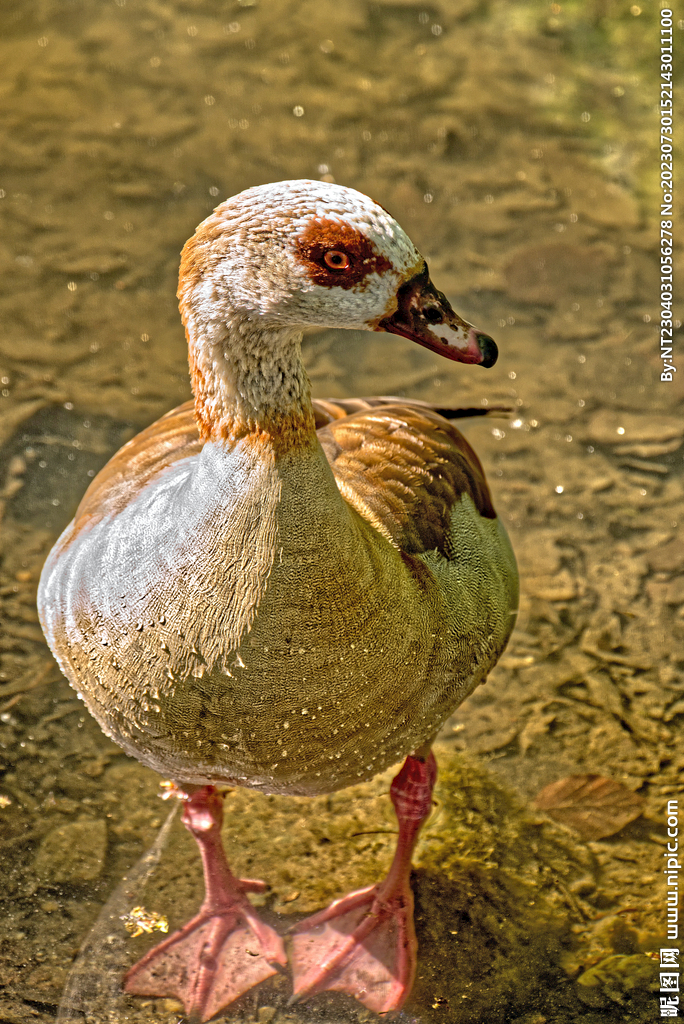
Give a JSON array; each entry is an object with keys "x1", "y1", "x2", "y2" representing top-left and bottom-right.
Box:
[{"x1": 295, "y1": 217, "x2": 393, "y2": 290}]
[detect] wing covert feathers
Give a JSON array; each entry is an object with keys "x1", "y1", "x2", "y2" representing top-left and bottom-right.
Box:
[{"x1": 318, "y1": 403, "x2": 496, "y2": 557}]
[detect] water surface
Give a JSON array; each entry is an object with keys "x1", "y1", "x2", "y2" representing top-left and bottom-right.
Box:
[{"x1": 0, "y1": 2, "x2": 681, "y2": 1022}]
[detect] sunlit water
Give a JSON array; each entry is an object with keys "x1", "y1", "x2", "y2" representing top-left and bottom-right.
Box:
[{"x1": 0, "y1": 2, "x2": 681, "y2": 1022}]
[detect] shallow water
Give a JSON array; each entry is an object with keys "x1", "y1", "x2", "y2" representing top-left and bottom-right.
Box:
[{"x1": 0, "y1": 1, "x2": 681, "y2": 1022}]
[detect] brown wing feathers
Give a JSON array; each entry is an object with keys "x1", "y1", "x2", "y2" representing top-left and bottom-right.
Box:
[
  {"x1": 71, "y1": 401, "x2": 201, "y2": 531},
  {"x1": 312, "y1": 395, "x2": 511, "y2": 428},
  {"x1": 318, "y1": 404, "x2": 495, "y2": 558},
  {"x1": 68, "y1": 398, "x2": 494, "y2": 560}
]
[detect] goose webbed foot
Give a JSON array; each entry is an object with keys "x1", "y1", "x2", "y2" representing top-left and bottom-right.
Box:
[
  {"x1": 289, "y1": 751, "x2": 437, "y2": 1014},
  {"x1": 289, "y1": 879, "x2": 416, "y2": 1014},
  {"x1": 124, "y1": 786, "x2": 286, "y2": 1023}
]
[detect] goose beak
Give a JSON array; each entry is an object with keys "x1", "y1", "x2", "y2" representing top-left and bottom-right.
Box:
[{"x1": 377, "y1": 264, "x2": 498, "y2": 368}]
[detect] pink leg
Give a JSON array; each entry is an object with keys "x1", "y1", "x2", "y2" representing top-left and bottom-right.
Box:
[
  {"x1": 124, "y1": 786, "x2": 286, "y2": 1022},
  {"x1": 290, "y1": 750, "x2": 437, "y2": 1015}
]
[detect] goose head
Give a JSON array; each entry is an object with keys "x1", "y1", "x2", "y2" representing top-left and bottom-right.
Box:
[{"x1": 178, "y1": 180, "x2": 497, "y2": 442}]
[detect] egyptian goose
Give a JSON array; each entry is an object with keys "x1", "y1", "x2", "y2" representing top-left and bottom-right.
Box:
[{"x1": 38, "y1": 180, "x2": 518, "y2": 1020}]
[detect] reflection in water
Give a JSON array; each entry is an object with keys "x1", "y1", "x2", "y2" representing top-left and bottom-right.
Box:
[
  {"x1": 56, "y1": 807, "x2": 177, "y2": 1024},
  {"x1": 0, "y1": 1, "x2": 679, "y2": 1022}
]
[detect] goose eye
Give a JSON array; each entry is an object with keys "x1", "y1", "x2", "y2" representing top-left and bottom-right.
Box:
[{"x1": 323, "y1": 250, "x2": 351, "y2": 271}]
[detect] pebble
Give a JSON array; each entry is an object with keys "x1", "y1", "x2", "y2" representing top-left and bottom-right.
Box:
[
  {"x1": 504, "y1": 242, "x2": 614, "y2": 305},
  {"x1": 646, "y1": 537, "x2": 684, "y2": 574},
  {"x1": 33, "y1": 817, "x2": 107, "y2": 883},
  {"x1": 583, "y1": 409, "x2": 684, "y2": 445}
]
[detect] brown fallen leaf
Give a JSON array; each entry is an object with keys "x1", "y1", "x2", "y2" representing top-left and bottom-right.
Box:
[{"x1": 532, "y1": 774, "x2": 645, "y2": 840}]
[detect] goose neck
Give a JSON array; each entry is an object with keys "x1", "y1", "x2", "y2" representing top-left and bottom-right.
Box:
[{"x1": 187, "y1": 313, "x2": 316, "y2": 449}]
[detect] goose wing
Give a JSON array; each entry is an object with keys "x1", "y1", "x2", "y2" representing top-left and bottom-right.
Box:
[
  {"x1": 69, "y1": 398, "x2": 496, "y2": 560},
  {"x1": 317, "y1": 403, "x2": 497, "y2": 557}
]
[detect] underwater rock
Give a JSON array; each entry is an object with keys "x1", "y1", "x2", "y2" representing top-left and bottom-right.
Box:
[
  {"x1": 33, "y1": 816, "x2": 107, "y2": 883},
  {"x1": 576, "y1": 953, "x2": 659, "y2": 1010}
]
